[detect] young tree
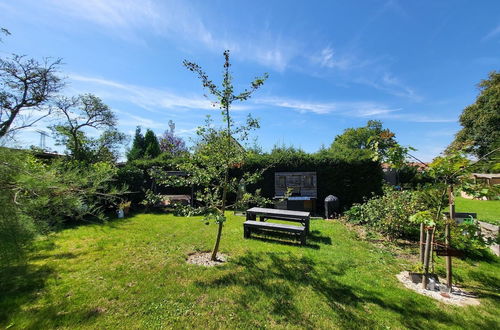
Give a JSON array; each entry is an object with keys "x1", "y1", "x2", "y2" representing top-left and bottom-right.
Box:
[
  {"x1": 51, "y1": 94, "x2": 125, "y2": 162},
  {"x1": 411, "y1": 147, "x2": 499, "y2": 290},
  {"x1": 159, "y1": 120, "x2": 188, "y2": 156},
  {"x1": 154, "y1": 50, "x2": 267, "y2": 261},
  {"x1": 0, "y1": 54, "x2": 63, "y2": 137},
  {"x1": 127, "y1": 126, "x2": 146, "y2": 161},
  {"x1": 144, "y1": 129, "x2": 161, "y2": 159}
]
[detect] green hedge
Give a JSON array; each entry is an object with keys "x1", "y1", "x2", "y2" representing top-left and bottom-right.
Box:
[
  {"x1": 117, "y1": 151, "x2": 384, "y2": 213},
  {"x1": 116, "y1": 155, "x2": 192, "y2": 205},
  {"x1": 238, "y1": 152, "x2": 384, "y2": 213}
]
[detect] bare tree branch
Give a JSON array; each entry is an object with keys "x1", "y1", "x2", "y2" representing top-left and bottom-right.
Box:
[{"x1": 0, "y1": 54, "x2": 64, "y2": 137}]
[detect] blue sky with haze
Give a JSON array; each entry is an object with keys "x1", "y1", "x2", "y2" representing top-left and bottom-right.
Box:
[{"x1": 1, "y1": 0, "x2": 499, "y2": 161}]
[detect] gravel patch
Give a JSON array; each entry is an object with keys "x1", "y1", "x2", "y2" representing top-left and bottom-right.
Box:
[
  {"x1": 187, "y1": 252, "x2": 227, "y2": 267},
  {"x1": 396, "y1": 271, "x2": 480, "y2": 306}
]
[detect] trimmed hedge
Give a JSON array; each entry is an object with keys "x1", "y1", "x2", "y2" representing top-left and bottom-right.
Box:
[
  {"x1": 117, "y1": 151, "x2": 384, "y2": 214},
  {"x1": 238, "y1": 152, "x2": 384, "y2": 213}
]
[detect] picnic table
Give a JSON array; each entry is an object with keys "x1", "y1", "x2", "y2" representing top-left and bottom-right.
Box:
[{"x1": 243, "y1": 207, "x2": 311, "y2": 245}]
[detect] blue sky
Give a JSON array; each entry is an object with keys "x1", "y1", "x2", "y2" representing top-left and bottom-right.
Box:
[{"x1": 1, "y1": 0, "x2": 499, "y2": 161}]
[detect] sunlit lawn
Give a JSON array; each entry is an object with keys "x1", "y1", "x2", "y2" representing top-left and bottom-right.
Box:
[
  {"x1": 1, "y1": 213, "x2": 499, "y2": 329},
  {"x1": 454, "y1": 196, "x2": 500, "y2": 225}
]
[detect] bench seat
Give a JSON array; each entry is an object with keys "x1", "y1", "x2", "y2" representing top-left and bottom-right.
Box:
[{"x1": 243, "y1": 220, "x2": 306, "y2": 245}]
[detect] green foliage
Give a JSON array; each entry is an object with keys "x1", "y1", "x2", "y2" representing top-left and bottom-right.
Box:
[
  {"x1": 51, "y1": 94, "x2": 126, "y2": 163},
  {"x1": 329, "y1": 120, "x2": 397, "y2": 162},
  {"x1": 449, "y1": 221, "x2": 493, "y2": 258},
  {"x1": 144, "y1": 129, "x2": 161, "y2": 159},
  {"x1": 449, "y1": 71, "x2": 500, "y2": 164},
  {"x1": 127, "y1": 126, "x2": 146, "y2": 161},
  {"x1": 409, "y1": 211, "x2": 436, "y2": 227},
  {"x1": 0, "y1": 149, "x2": 36, "y2": 265},
  {"x1": 344, "y1": 187, "x2": 426, "y2": 239},
  {"x1": 140, "y1": 189, "x2": 164, "y2": 210},
  {"x1": 0, "y1": 148, "x2": 124, "y2": 265}
]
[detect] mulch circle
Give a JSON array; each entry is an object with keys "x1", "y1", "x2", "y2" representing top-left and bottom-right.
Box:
[
  {"x1": 396, "y1": 271, "x2": 480, "y2": 306},
  {"x1": 186, "y1": 252, "x2": 227, "y2": 267}
]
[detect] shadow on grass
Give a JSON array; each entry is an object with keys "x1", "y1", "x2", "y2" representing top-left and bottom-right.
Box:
[
  {"x1": 245, "y1": 229, "x2": 331, "y2": 250},
  {"x1": 197, "y1": 251, "x2": 498, "y2": 329},
  {"x1": 0, "y1": 261, "x2": 108, "y2": 329},
  {"x1": 0, "y1": 263, "x2": 53, "y2": 326}
]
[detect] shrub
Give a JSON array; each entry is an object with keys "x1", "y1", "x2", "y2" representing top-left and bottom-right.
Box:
[
  {"x1": 344, "y1": 187, "x2": 425, "y2": 239},
  {"x1": 0, "y1": 148, "x2": 124, "y2": 265}
]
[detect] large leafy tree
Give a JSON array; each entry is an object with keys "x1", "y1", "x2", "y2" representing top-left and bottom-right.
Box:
[
  {"x1": 449, "y1": 71, "x2": 500, "y2": 166},
  {"x1": 329, "y1": 120, "x2": 397, "y2": 161},
  {"x1": 51, "y1": 94, "x2": 125, "y2": 162}
]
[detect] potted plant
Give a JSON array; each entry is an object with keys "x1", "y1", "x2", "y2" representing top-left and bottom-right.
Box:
[{"x1": 118, "y1": 200, "x2": 131, "y2": 217}]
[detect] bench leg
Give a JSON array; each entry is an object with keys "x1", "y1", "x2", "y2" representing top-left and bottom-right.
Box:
[
  {"x1": 244, "y1": 226, "x2": 251, "y2": 239},
  {"x1": 301, "y1": 232, "x2": 306, "y2": 246}
]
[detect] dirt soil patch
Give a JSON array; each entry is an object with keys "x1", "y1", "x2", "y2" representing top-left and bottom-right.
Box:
[{"x1": 187, "y1": 252, "x2": 228, "y2": 266}]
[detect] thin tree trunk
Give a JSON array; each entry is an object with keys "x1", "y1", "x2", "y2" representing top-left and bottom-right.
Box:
[
  {"x1": 210, "y1": 103, "x2": 231, "y2": 261},
  {"x1": 422, "y1": 227, "x2": 433, "y2": 289},
  {"x1": 211, "y1": 222, "x2": 223, "y2": 261}
]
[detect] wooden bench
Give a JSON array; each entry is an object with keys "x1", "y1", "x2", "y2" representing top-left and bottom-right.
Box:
[
  {"x1": 244, "y1": 220, "x2": 306, "y2": 245},
  {"x1": 245, "y1": 207, "x2": 310, "y2": 234}
]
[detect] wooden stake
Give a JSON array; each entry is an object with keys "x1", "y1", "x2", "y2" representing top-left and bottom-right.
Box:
[
  {"x1": 422, "y1": 227, "x2": 433, "y2": 289},
  {"x1": 446, "y1": 185, "x2": 454, "y2": 289},
  {"x1": 446, "y1": 185, "x2": 455, "y2": 288},
  {"x1": 419, "y1": 222, "x2": 425, "y2": 265}
]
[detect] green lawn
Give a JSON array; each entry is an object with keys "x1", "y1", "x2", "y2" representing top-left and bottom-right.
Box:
[
  {"x1": 454, "y1": 196, "x2": 500, "y2": 225},
  {"x1": 1, "y1": 213, "x2": 499, "y2": 329}
]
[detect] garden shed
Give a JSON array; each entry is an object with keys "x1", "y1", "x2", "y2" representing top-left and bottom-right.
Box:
[{"x1": 274, "y1": 171, "x2": 317, "y2": 212}]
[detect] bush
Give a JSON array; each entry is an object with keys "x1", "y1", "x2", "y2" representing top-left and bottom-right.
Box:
[
  {"x1": 0, "y1": 148, "x2": 123, "y2": 265},
  {"x1": 116, "y1": 154, "x2": 191, "y2": 207},
  {"x1": 344, "y1": 187, "x2": 425, "y2": 239}
]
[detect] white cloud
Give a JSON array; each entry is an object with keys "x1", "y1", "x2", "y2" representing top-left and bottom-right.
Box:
[
  {"x1": 42, "y1": 0, "x2": 295, "y2": 72},
  {"x1": 255, "y1": 97, "x2": 399, "y2": 117},
  {"x1": 254, "y1": 96, "x2": 454, "y2": 123},
  {"x1": 355, "y1": 72, "x2": 422, "y2": 102},
  {"x1": 48, "y1": 0, "x2": 160, "y2": 29},
  {"x1": 482, "y1": 24, "x2": 500, "y2": 41},
  {"x1": 68, "y1": 73, "x2": 230, "y2": 112},
  {"x1": 311, "y1": 47, "x2": 353, "y2": 70}
]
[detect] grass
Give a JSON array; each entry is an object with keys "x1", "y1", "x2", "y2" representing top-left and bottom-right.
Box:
[
  {"x1": 1, "y1": 213, "x2": 499, "y2": 329},
  {"x1": 454, "y1": 196, "x2": 500, "y2": 225}
]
